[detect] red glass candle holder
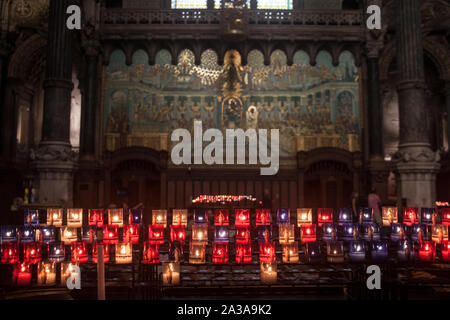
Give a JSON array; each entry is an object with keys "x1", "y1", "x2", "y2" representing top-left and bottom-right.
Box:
[
  {"x1": 103, "y1": 225, "x2": 119, "y2": 244},
  {"x1": 148, "y1": 225, "x2": 165, "y2": 245},
  {"x1": 170, "y1": 225, "x2": 186, "y2": 243},
  {"x1": 123, "y1": 224, "x2": 140, "y2": 244},
  {"x1": 89, "y1": 209, "x2": 104, "y2": 227},
  {"x1": 92, "y1": 242, "x2": 110, "y2": 263},
  {"x1": 143, "y1": 241, "x2": 160, "y2": 264},
  {"x1": 256, "y1": 209, "x2": 271, "y2": 226},
  {"x1": 442, "y1": 240, "x2": 450, "y2": 262},
  {"x1": 214, "y1": 209, "x2": 229, "y2": 226},
  {"x1": 13, "y1": 263, "x2": 31, "y2": 286},
  {"x1": 442, "y1": 208, "x2": 450, "y2": 226},
  {"x1": 418, "y1": 240, "x2": 436, "y2": 262},
  {"x1": 403, "y1": 207, "x2": 418, "y2": 227},
  {"x1": 212, "y1": 242, "x2": 229, "y2": 264},
  {"x1": 71, "y1": 241, "x2": 88, "y2": 263},
  {"x1": 318, "y1": 208, "x2": 333, "y2": 226},
  {"x1": 300, "y1": 224, "x2": 317, "y2": 243},
  {"x1": 236, "y1": 227, "x2": 251, "y2": 243},
  {"x1": 235, "y1": 243, "x2": 252, "y2": 264},
  {"x1": 235, "y1": 209, "x2": 250, "y2": 227},
  {"x1": 23, "y1": 242, "x2": 42, "y2": 264},
  {"x1": 259, "y1": 241, "x2": 276, "y2": 263},
  {"x1": 1, "y1": 243, "x2": 19, "y2": 264}
]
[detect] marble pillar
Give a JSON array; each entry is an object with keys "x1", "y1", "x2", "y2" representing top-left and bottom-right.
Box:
[
  {"x1": 0, "y1": 42, "x2": 10, "y2": 160},
  {"x1": 445, "y1": 82, "x2": 450, "y2": 151},
  {"x1": 393, "y1": 0, "x2": 440, "y2": 208},
  {"x1": 365, "y1": 29, "x2": 389, "y2": 200},
  {"x1": 80, "y1": 40, "x2": 100, "y2": 160},
  {"x1": 32, "y1": 0, "x2": 78, "y2": 206}
]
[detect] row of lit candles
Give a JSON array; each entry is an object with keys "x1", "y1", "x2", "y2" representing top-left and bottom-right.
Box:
[
  {"x1": 19, "y1": 207, "x2": 450, "y2": 229},
  {"x1": 3, "y1": 220, "x2": 448, "y2": 247},
  {"x1": 8, "y1": 238, "x2": 450, "y2": 287},
  {"x1": 4, "y1": 235, "x2": 449, "y2": 267}
]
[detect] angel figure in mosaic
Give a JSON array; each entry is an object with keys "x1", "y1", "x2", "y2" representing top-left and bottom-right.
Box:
[{"x1": 246, "y1": 105, "x2": 258, "y2": 129}]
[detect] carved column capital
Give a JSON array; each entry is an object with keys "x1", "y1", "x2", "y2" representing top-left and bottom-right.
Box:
[
  {"x1": 31, "y1": 142, "x2": 79, "y2": 164},
  {"x1": 393, "y1": 143, "x2": 441, "y2": 168}
]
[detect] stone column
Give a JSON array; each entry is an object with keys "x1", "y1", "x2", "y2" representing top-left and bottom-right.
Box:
[
  {"x1": 365, "y1": 29, "x2": 389, "y2": 200},
  {"x1": 80, "y1": 40, "x2": 100, "y2": 160},
  {"x1": 445, "y1": 82, "x2": 450, "y2": 150},
  {"x1": 32, "y1": 0, "x2": 78, "y2": 206},
  {"x1": 0, "y1": 42, "x2": 10, "y2": 160},
  {"x1": 394, "y1": 0, "x2": 440, "y2": 208}
]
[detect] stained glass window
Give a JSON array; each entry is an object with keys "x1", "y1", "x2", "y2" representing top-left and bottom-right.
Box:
[
  {"x1": 214, "y1": 0, "x2": 250, "y2": 8},
  {"x1": 172, "y1": 0, "x2": 292, "y2": 9},
  {"x1": 172, "y1": 0, "x2": 207, "y2": 9},
  {"x1": 257, "y1": 0, "x2": 292, "y2": 9}
]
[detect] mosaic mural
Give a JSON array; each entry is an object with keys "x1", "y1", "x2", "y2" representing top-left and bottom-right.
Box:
[{"x1": 104, "y1": 47, "x2": 361, "y2": 157}]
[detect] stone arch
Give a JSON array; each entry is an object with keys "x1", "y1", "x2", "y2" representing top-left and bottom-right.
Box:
[
  {"x1": 380, "y1": 39, "x2": 450, "y2": 81},
  {"x1": 8, "y1": 34, "x2": 47, "y2": 84}
]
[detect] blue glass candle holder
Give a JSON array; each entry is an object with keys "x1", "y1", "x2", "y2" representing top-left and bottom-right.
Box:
[
  {"x1": 390, "y1": 223, "x2": 405, "y2": 242},
  {"x1": 306, "y1": 242, "x2": 321, "y2": 263},
  {"x1": 214, "y1": 226, "x2": 229, "y2": 242},
  {"x1": 194, "y1": 209, "x2": 208, "y2": 225},
  {"x1": 277, "y1": 208, "x2": 290, "y2": 225},
  {"x1": 169, "y1": 241, "x2": 184, "y2": 262},
  {"x1": 411, "y1": 223, "x2": 427, "y2": 242},
  {"x1": 48, "y1": 242, "x2": 66, "y2": 263},
  {"x1": 257, "y1": 226, "x2": 272, "y2": 242},
  {"x1": 129, "y1": 208, "x2": 143, "y2": 225},
  {"x1": 363, "y1": 223, "x2": 380, "y2": 241},
  {"x1": 20, "y1": 226, "x2": 35, "y2": 243},
  {"x1": 342, "y1": 223, "x2": 358, "y2": 241},
  {"x1": 360, "y1": 208, "x2": 373, "y2": 224},
  {"x1": 322, "y1": 223, "x2": 337, "y2": 241},
  {"x1": 24, "y1": 209, "x2": 40, "y2": 226},
  {"x1": 370, "y1": 240, "x2": 388, "y2": 261},
  {"x1": 1, "y1": 226, "x2": 17, "y2": 242},
  {"x1": 349, "y1": 240, "x2": 366, "y2": 262},
  {"x1": 338, "y1": 208, "x2": 353, "y2": 225},
  {"x1": 40, "y1": 226, "x2": 56, "y2": 243},
  {"x1": 420, "y1": 208, "x2": 436, "y2": 225},
  {"x1": 82, "y1": 226, "x2": 97, "y2": 243},
  {"x1": 397, "y1": 239, "x2": 414, "y2": 261}
]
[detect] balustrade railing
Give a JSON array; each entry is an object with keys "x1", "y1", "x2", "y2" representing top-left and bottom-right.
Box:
[{"x1": 101, "y1": 9, "x2": 363, "y2": 27}]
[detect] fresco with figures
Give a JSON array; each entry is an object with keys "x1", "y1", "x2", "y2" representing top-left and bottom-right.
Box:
[{"x1": 104, "y1": 47, "x2": 361, "y2": 159}]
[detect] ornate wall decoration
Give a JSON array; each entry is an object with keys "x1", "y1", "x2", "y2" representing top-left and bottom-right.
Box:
[
  {"x1": 103, "y1": 47, "x2": 361, "y2": 158},
  {"x1": 10, "y1": 0, "x2": 49, "y2": 28}
]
